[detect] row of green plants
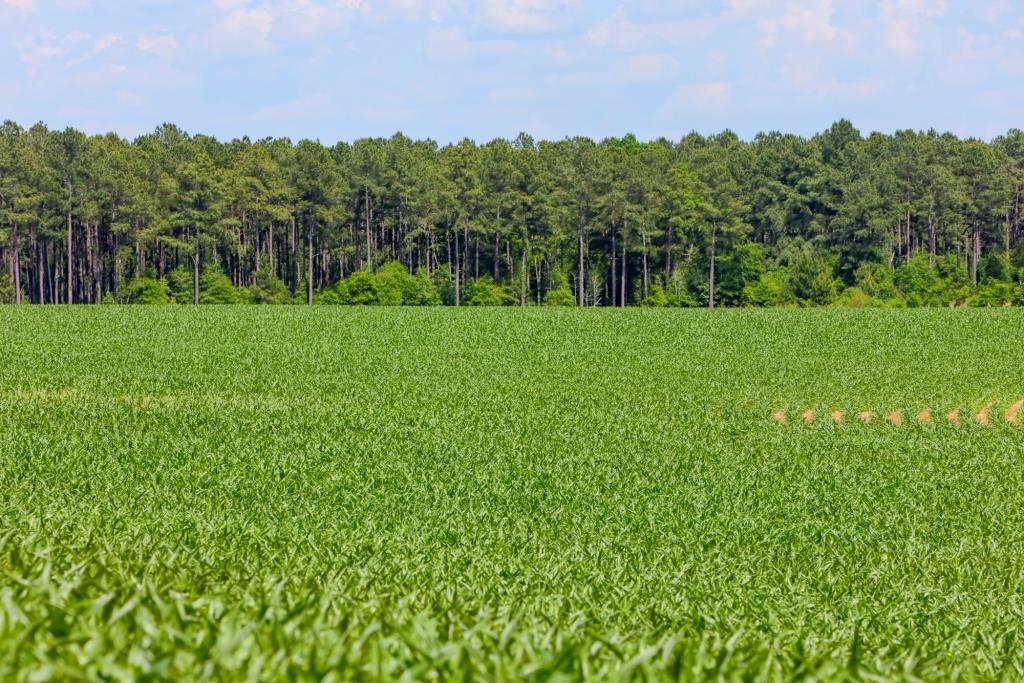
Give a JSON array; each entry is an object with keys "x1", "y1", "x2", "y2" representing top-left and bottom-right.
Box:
[{"x1": 4, "y1": 307, "x2": 1024, "y2": 679}]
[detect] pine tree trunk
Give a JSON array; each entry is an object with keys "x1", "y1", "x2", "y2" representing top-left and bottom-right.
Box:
[
  {"x1": 928, "y1": 204, "x2": 936, "y2": 268},
  {"x1": 521, "y1": 236, "x2": 528, "y2": 306},
  {"x1": 642, "y1": 233, "x2": 649, "y2": 299},
  {"x1": 971, "y1": 228, "x2": 979, "y2": 287},
  {"x1": 611, "y1": 230, "x2": 616, "y2": 308},
  {"x1": 11, "y1": 224, "x2": 21, "y2": 304},
  {"x1": 307, "y1": 219, "x2": 313, "y2": 305},
  {"x1": 708, "y1": 224, "x2": 717, "y2": 309},
  {"x1": 35, "y1": 230, "x2": 43, "y2": 304},
  {"x1": 463, "y1": 226, "x2": 469, "y2": 293},
  {"x1": 905, "y1": 208, "x2": 911, "y2": 264},
  {"x1": 66, "y1": 209, "x2": 72, "y2": 304},
  {"x1": 453, "y1": 229, "x2": 461, "y2": 306},
  {"x1": 577, "y1": 214, "x2": 585, "y2": 307},
  {"x1": 365, "y1": 188, "x2": 372, "y2": 270},
  {"x1": 493, "y1": 209, "x2": 501, "y2": 283},
  {"x1": 193, "y1": 233, "x2": 201, "y2": 305},
  {"x1": 620, "y1": 229, "x2": 627, "y2": 308}
]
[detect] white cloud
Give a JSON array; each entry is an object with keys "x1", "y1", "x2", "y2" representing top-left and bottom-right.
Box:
[
  {"x1": 16, "y1": 39, "x2": 67, "y2": 77},
  {"x1": 137, "y1": 33, "x2": 178, "y2": 59},
  {"x1": 476, "y1": 0, "x2": 580, "y2": 33},
  {"x1": 662, "y1": 81, "x2": 732, "y2": 114},
  {"x1": 779, "y1": 53, "x2": 881, "y2": 99},
  {"x1": 275, "y1": 0, "x2": 357, "y2": 39},
  {"x1": 65, "y1": 32, "x2": 122, "y2": 66},
  {"x1": 357, "y1": 0, "x2": 465, "y2": 23},
  {"x1": 1, "y1": 0, "x2": 35, "y2": 11},
  {"x1": 209, "y1": 3, "x2": 274, "y2": 53},
  {"x1": 253, "y1": 93, "x2": 333, "y2": 121},
  {"x1": 117, "y1": 91, "x2": 145, "y2": 107},
  {"x1": 587, "y1": 6, "x2": 712, "y2": 51},
  {"x1": 204, "y1": 0, "x2": 361, "y2": 53},
  {"x1": 940, "y1": 28, "x2": 1024, "y2": 83},
  {"x1": 426, "y1": 25, "x2": 512, "y2": 61},
  {"x1": 726, "y1": 0, "x2": 854, "y2": 50},
  {"x1": 879, "y1": 0, "x2": 948, "y2": 57},
  {"x1": 621, "y1": 53, "x2": 677, "y2": 82},
  {"x1": 562, "y1": 51, "x2": 678, "y2": 85},
  {"x1": 70, "y1": 62, "x2": 130, "y2": 86}
]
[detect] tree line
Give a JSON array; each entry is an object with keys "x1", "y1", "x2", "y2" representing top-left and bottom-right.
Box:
[{"x1": 2, "y1": 119, "x2": 1024, "y2": 308}]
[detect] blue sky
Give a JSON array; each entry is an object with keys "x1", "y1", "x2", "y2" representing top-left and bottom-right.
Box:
[{"x1": 1, "y1": 0, "x2": 1022, "y2": 143}]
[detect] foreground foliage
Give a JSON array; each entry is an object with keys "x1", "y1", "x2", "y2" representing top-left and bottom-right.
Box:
[{"x1": 2, "y1": 307, "x2": 1024, "y2": 680}]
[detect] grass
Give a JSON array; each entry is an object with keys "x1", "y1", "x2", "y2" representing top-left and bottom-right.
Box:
[{"x1": 1, "y1": 307, "x2": 1024, "y2": 681}]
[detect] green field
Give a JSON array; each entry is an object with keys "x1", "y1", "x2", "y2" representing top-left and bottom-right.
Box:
[{"x1": 2, "y1": 307, "x2": 1024, "y2": 681}]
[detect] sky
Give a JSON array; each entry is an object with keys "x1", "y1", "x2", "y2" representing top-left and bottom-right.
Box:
[{"x1": 1, "y1": 0, "x2": 1022, "y2": 144}]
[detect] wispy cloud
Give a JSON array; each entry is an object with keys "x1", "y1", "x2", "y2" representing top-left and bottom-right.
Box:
[
  {"x1": 137, "y1": 33, "x2": 177, "y2": 59},
  {"x1": 475, "y1": 0, "x2": 581, "y2": 33},
  {"x1": 662, "y1": 81, "x2": 733, "y2": 115},
  {"x1": 0, "y1": 0, "x2": 1021, "y2": 142}
]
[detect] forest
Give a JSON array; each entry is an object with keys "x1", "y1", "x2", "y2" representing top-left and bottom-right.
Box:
[{"x1": 1, "y1": 119, "x2": 1023, "y2": 308}]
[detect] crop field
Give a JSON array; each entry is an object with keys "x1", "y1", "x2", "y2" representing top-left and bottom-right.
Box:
[{"x1": 2, "y1": 307, "x2": 1024, "y2": 681}]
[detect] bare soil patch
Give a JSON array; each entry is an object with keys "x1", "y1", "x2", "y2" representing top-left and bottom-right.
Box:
[
  {"x1": 1006, "y1": 399, "x2": 1023, "y2": 425},
  {"x1": 976, "y1": 402, "x2": 994, "y2": 427}
]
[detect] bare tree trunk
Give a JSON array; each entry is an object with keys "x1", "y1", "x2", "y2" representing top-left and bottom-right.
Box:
[
  {"x1": 84, "y1": 221, "x2": 92, "y2": 304},
  {"x1": 493, "y1": 208, "x2": 501, "y2": 283},
  {"x1": 642, "y1": 233, "x2": 649, "y2": 299},
  {"x1": 905, "y1": 208, "x2": 911, "y2": 265},
  {"x1": 971, "y1": 227, "x2": 979, "y2": 287},
  {"x1": 620, "y1": 229, "x2": 627, "y2": 308},
  {"x1": 77, "y1": 226, "x2": 84, "y2": 304},
  {"x1": 610, "y1": 230, "x2": 617, "y2": 308},
  {"x1": 364, "y1": 188, "x2": 372, "y2": 270},
  {"x1": 1006, "y1": 210, "x2": 1011, "y2": 260},
  {"x1": 269, "y1": 225, "x2": 276, "y2": 276},
  {"x1": 35, "y1": 230, "x2": 43, "y2": 304},
  {"x1": 66, "y1": 209, "x2": 72, "y2": 304},
  {"x1": 664, "y1": 224, "x2": 672, "y2": 287},
  {"x1": 708, "y1": 223, "x2": 717, "y2": 309},
  {"x1": 453, "y1": 229, "x2": 461, "y2": 306},
  {"x1": 521, "y1": 236, "x2": 528, "y2": 306},
  {"x1": 463, "y1": 226, "x2": 469, "y2": 292},
  {"x1": 535, "y1": 255, "x2": 542, "y2": 305},
  {"x1": 928, "y1": 203, "x2": 936, "y2": 268},
  {"x1": 11, "y1": 224, "x2": 21, "y2": 304},
  {"x1": 193, "y1": 232, "x2": 201, "y2": 305},
  {"x1": 307, "y1": 219, "x2": 313, "y2": 305},
  {"x1": 45, "y1": 240, "x2": 53, "y2": 303},
  {"x1": 577, "y1": 215, "x2": 585, "y2": 307}
]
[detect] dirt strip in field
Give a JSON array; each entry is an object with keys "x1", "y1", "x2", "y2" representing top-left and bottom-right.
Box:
[
  {"x1": 1007, "y1": 399, "x2": 1023, "y2": 425},
  {"x1": 772, "y1": 400, "x2": 1024, "y2": 426}
]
